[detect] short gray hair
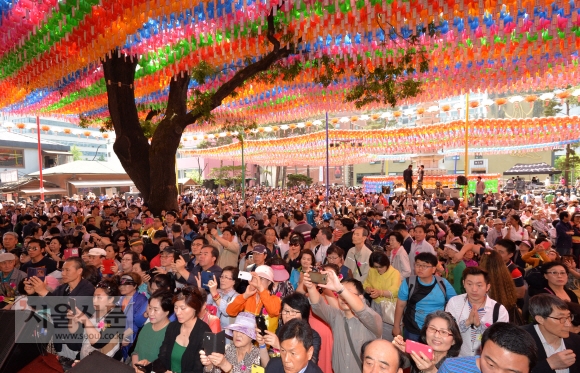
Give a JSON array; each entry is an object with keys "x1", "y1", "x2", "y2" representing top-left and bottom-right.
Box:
[
  {"x1": 529, "y1": 294, "x2": 568, "y2": 322},
  {"x1": 3, "y1": 232, "x2": 18, "y2": 240}
]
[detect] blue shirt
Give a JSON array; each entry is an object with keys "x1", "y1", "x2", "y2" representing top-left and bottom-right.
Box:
[
  {"x1": 306, "y1": 209, "x2": 316, "y2": 226},
  {"x1": 398, "y1": 276, "x2": 457, "y2": 333},
  {"x1": 438, "y1": 356, "x2": 481, "y2": 373}
]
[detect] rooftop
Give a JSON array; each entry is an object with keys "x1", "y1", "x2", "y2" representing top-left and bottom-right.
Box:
[{"x1": 28, "y1": 161, "x2": 127, "y2": 176}]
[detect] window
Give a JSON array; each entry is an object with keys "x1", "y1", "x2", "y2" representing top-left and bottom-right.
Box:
[{"x1": 0, "y1": 148, "x2": 25, "y2": 168}]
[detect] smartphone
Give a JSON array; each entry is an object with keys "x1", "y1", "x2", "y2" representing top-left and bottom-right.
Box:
[
  {"x1": 405, "y1": 340, "x2": 434, "y2": 360},
  {"x1": 69, "y1": 298, "x2": 76, "y2": 315},
  {"x1": 203, "y1": 331, "x2": 226, "y2": 355},
  {"x1": 27, "y1": 267, "x2": 46, "y2": 282},
  {"x1": 238, "y1": 271, "x2": 252, "y2": 281},
  {"x1": 75, "y1": 225, "x2": 83, "y2": 231},
  {"x1": 134, "y1": 363, "x2": 152, "y2": 373},
  {"x1": 309, "y1": 272, "x2": 328, "y2": 285},
  {"x1": 200, "y1": 271, "x2": 213, "y2": 291},
  {"x1": 181, "y1": 251, "x2": 191, "y2": 263},
  {"x1": 251, "y1": 365, "x2": 265, "y2": 373},
  {"x1": 89, "y1": 230, "x2": 96, "y2": 234},
  {"x1": 102, "y1": 259, "x2": 114, "y2": 275},
  {"x1": 256, "y1": 314, "x2": 268, "y2": 335}
]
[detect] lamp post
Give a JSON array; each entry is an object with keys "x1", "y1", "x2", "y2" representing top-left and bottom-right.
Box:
[
  {"x1": 464, "y1": 93, "x2": 469, "y2": 198},
  {"x1": 240, "y1": 134, "x2": 245, "y2": 201},
  {"x1": 325, "y1": 112, "x2": 329, "y2": 202},
  {"x1": 36, "y1": 116, "x2": 44, "y2": 201}
]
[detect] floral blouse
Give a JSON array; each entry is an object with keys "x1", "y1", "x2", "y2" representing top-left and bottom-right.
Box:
[{"x1": 204, "y1": 344, "x2": 260, "y2": 373}]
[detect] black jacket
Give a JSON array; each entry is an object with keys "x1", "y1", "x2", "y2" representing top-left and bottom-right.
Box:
[
  {"x1": 152, "y1": 320, "x2": 211, "y2": 373},
  {"x1": 266, "y1": 359, "x2": 323, "y2": 373},
  {"x1": 522, "y1": 323, "x2": 580, "y2": 373}
]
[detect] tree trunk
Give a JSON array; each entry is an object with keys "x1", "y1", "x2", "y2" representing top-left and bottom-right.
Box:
[
  {"x1": 102, "y1": 5, "x2": 296, "y2": 215},
  {"x1": 565, "y1": 143, "x2": 571, "y2": 186},
  {"x1": 282, "y1": 166, "x2": 287, "y2": 188}
]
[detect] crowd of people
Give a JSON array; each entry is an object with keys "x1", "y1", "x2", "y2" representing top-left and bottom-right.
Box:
[{"x1": 2, "y1": 182, "x2": 580, "y2": 373}]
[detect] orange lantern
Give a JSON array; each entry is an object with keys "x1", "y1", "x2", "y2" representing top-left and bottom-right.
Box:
[
  {"x1": 441, "y1": 105, "x2": 451, "y2": 112},
  {"x1": 495, "y1": 98, "x2": 507, "y2": 106},
  {"x1": 83, "y1": 131, "x2": 91, "y2": 137},
  {"x1": 417, "y1": 108, "x2": 425, "y2": 115},
  {"x1": 371, "y1": 114, "x2": 380, "y2": 120},
  {"x1": 63, "y1": 128, "x2": 71, "y2": 134},
  {"x1": 469, "y1": 101, "x2": 479, "y2": 108},
  {"x1": 41, "y1": 125, "x2": 50, "y2": 132},
  {"x1": 393, "y1": 111, "x2": 402, "y2": 117},
  {"x1": 258, "y1": 127, "x2": 265, "y2": 133},
  {"x1": 182, "y1": 137, "x2": 188, "y2": 142},
  {"x1": 305, "y1": 121, "x2": 313, "y2": 127},
  {"x1": 557, "y1": 91, "x2": 570, "y2": 100},
  {"x1": 193, "y1": 136, "x2": 198, "y2": 141},
  {"x1": 102, "y1": 133, "x2": 109, "y2": 139},
  {"x1": 331, "y1": 118, "x2": 339, "y2": 124},
  {"x1": 525, "y1": 95, "x2": 537, "y2": 102},
  {"x1": 289, "y1": 124, "x2": 297, "y2": 129},
  {"x1": 350, "y1": 116, "x2": 358, "y2": 122},
  {"x1": 272, "y1": 126, "x2": 279, "y2": 131}
]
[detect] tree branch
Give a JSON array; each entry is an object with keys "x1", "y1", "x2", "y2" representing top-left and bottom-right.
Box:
[
  {"x1": 266, "y1": 5, "x2": 280, "y2": 51},
  {"x1": 145, "y1": 109, "x2": 161, "y2": 121}
]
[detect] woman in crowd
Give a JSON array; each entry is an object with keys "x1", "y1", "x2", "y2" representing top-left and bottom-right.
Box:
[
  {"x1": 104, "y1": 243, "x2": 121, "y2": 270},
  {"x1": 290, "y1": 249, "x2": 316, "y2": 290},
  {"x1": 520, "y1": 240, "x2": 550, "y2": 269},
  {"x1": 529, "y1": 261, "x2": 579, "y2": 303},
  {"x1": 198, "y1": 288, "x2": 222, "y2": 333},
  {"x1": 284, "y1": 235, "x2": 302, "y2": 270},
  {"x1": 115, "y1": 233, "x2": 130, "y2": 255},
  {"x1": 393, "y1": 310, "x2": 462, "y2": 373},
  {"x1": 131, "y1": 290, "x2": 173, "y2": 371},
  {"x1": 386, "y1": 232, "x2": 411, "y2": 278},
  {"x1": 112, "y1": 251, "x2": 140, "y2": 276},
  {"x1": 118, "y1": 273, "x2": 148, "y2": 361},
  {"x1": 256, "y1": 292, "x2": 321, "y2": 364},
  {"x1": 149, "y1": 287, "x2": 211, "y2": 373},
  {"x1": 67, "y1": 278, "x2": 125, "y2": 360},
  {"x1": 363, "y1": 251, "x2": 402, "y2": 341},
  {"x1": 479, "y1": 250, "x2": 522, "y2": 323},
  {"x1": 45, "y1": 236, "x2": 65, "y2": 269},
  {"x1": 268, "y1": 258, "x2": 294, "y2": 298},
  {"x1": 149, "y1": 273, "x2": 176, "y2": 294},
  {"x1": 199, "y1": 312, "x2": 269, "y2": 373},
  {"x1": 503, "y1": 215, "x2": 529, "y2": 241},
  {"x1": 206, "y1": 266, "x2": 241, "y2": 330}
]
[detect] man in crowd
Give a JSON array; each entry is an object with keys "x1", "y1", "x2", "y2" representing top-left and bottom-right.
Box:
[
  {"x1": 20, "y1": 238, "x2": 57, "y2": 273},
  {"x1": 207, "y1": 226, "x2": 239, "y2": 268},
  {"x1": 486, "y1": 219, "x2": 504, "y2": 247},
  {"x1": 293, "y1": 211, "x2": 313, "y2": 242},
  {"x1": 345, "y1": 227, "x2": 373, "y2": 282},
  {"x1": 361, "y1": 339, "x2": 404, "y2": 373},
  {"x1": 0, "y1": 252, "x2": 26, "y2": 286},
  {"x1": 494, "y1": 239, "x2": 526, "y2": 300},
  {"x1": 177, "y1": 245, "x2": 222, "y2": 286},
  {"x1": 556, "y1": 211, "x2": 574, "y2": 256},
  {"x1": 313, "y1": 227, "x2": 332, "y2": 264},
  {"x1": 403, "y1": 165, "x2": 413, "y2": 193},
  {"x1": 438, "y1": 322, "x2": 538, "y2": 373},
  {"x1": 305, "y1": 269, "x2": 382, "y2": 373},
  {"x1": 408, "y1": 225, "x2": 436, "y2": 275},
  {"x1": 3, "y1": 231, "x2": 18, "y2": 252},
  {"x1": 523, "y1": 294, "x2": 580, "y2": 373},
  {"x1": 335, "y1": 218, "x2": 355, "y2": 254},
  {"x1": 393, "y1": 252, "x2": 456, "y2": 341}
]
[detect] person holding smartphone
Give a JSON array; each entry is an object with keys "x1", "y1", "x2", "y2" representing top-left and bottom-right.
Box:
[{"x1": 393, "y1": 311, "x2": 462, "y2": 373}]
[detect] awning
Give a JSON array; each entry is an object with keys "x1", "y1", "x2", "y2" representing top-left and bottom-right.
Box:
[
  {"x1": 19, "y1": 188, "x2": 68, "y2": 195},
  {"x1": 503, "y1": 163, "x2": 561, "y2": 175},
  {"x1": 42, "y1": 150, "x2": 72, "y2": 155},
  {"x1": 68, "y1": 180, "x2": 135, "y2": 187}
]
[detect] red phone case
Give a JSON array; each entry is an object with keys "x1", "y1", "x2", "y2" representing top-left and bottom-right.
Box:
[
  {"x1": 63, "y1": 248, "x2": 79, "y2": 260},
  {"x1": 102, "y1": 259, "x2": 115, "y2": 275},
  {"x1": 405, "y1": 340, "x2": 434, "y2": 360}
]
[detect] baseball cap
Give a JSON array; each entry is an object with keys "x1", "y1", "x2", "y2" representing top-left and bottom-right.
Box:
[
  {"x1": 130, "y1": 238, "x2": 143, "y2": 246},
  {"x1": 131, "y1": 219, "x2": 143, "y2": 225},
  {"x1": 252, "y1": 244, "x2": 268, "y2": 254}
]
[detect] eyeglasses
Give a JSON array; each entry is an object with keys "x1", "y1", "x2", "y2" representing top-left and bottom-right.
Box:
[
  {"x1": 546, "y1": 271, "x2": 567, "y2": 276},
  {"x1": 220, "y1": 275, "x2": 233, "y2": 281},
  {"x1": 117, "y1": 239, "x2": 126, "y2": 242},
  {"x1": 28, "y1": 246, "x2": 40, "y2": 251},
  {"x1": 547, "y1": 315, "x2": 574, "y2": 324},
  {"x1": 427, "y1": 326, "x2": 453, "y2": 337},
  {"x1": 414, "y1": 264, "x2": 433, "y2": 269},
  {"x1": 281, "y1": 309, "x2": 300, "y2": 316},
  {"x1": 290, "y1": 243, "x2": 301, "y2": 247}
]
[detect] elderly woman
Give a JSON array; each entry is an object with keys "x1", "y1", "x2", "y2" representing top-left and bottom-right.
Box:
[
  {"x1": 199, "y1": 312, "x2": 270, "y2": 373},
  {"x1": 118, "y1": 273, "x2": 148, "y2": 361}
]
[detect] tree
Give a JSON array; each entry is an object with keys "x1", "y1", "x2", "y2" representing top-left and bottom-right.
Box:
[
  {"x1": 555, "y1": 151, "x2": 580, "y2": 179},
  {"x1": 70, "y1": 145, "x2": 83, "y2": 161},
  {"x1": 91, "y1": 4, "x2": 428, "y2": 214},
  {"x1": 209, "y1": 165, "x2": 244, "y2": 187},
  {"x1": 287, "y1": 173, "x2": 313, "y2": 187},
  {"x1": 185, "y1": 169, "x2": 203, "y2": 184}
]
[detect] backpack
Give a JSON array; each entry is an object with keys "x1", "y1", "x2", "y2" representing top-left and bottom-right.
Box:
[
  {"x1": 524, "y1": 264, "x2": 548, "y2": 290},
  {"x1": 407, "y1": 275, "x2": 448, "y2": 306}
]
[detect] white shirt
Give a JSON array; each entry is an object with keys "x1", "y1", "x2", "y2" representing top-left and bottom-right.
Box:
[
  {"x1": 445, "y1": 294, "x2": 509, "y2": 357},
  {"x1": 313, "y1": 243, "x2": 331, "y2": 264},
  {"x1": 534, "y1": 324, "x2": 569, "y2": 373},
  {"x1": 502, "y1": 226, "x2": 529, "y2": 242},
  {"x1": 345, "y1": 245, "x2": 372, "y2": 282}
]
